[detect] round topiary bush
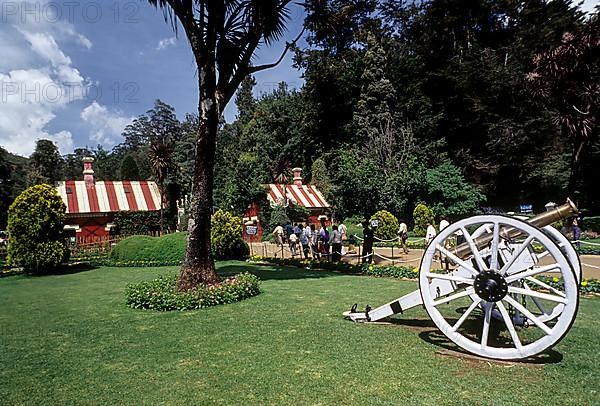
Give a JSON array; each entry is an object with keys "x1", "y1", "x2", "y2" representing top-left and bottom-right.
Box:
[
  {"x1": 413, "y1": 203, "x2": 434, "y2": 237},
  {"x1": 370, "y1": 210, "x2": 399, "y2": 241},
  {"x1": 211, "y1": 209, "x2": 249, "y2": 260},
  {"x1": 125, "y1": 272, "x2": 260, "y2": 311},
  {"x1": 7, "y1": 184, "x2": 68, "y2": 273}
]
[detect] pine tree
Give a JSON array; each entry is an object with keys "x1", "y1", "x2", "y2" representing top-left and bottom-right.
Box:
[
  {"x1": 235, "y1": 75, "x2": 257, "y2": 125},
  {"x1": 28, "y1": 140, "x2": 64, "y2": 185},
  {"x1": 120, "y1": 155, "x2": 141, "y2": 180}
]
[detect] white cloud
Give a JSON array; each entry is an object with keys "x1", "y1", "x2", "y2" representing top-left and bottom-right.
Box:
[
  {"x1": 17, "y1": 28, "x2": 85, "y2": 84},
  {"x1": 156, "y1": 37, "x2": 176, "y2": 51},
  {"x1": 0, "y1": 68, "x2": 77, "y2": 155},
  {"x1": 581, "y1": 0, "x2": 598, "y2": 14},
  {"x1": 0, "y1": 0, "x2": 92, "y2": 156},
  {"x1": 56, "y1": 24, "x2": 92, "y2": 50},
  {"x1": 80, "y1": 102, "x2": 133, "y2": 146}
]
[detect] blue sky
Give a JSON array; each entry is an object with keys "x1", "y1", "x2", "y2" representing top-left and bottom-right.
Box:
[
  {"x1": 1, "y1": 0, "x2": 596, "y2": 157},
  {"x1": 0, "y1": 0, "x2": 307, "y2": 156}
]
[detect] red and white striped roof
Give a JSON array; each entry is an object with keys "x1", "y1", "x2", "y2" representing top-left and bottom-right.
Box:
[
  {"x1": 267, "y1": 184, "x2": 329, "y2": 208},
  {"x1": 56, "y1": 181, "x2": 162, "y2": 215}
]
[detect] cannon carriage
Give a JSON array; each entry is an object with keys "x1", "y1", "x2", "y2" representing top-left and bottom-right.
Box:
[{"x1": 344, "y1": 200, "x2": 581, "y2": 360}]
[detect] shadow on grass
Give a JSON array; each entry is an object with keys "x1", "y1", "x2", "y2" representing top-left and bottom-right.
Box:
[
  {"x1": 380, "y1": 316, "x2": 563, "y2": 365},
  {"x1": 418, "y1": 329, "x2": 563, "y2": 365},
  {"x1": 217, "y1": 263, "x2": 340, "y2": 281},
  {"x1": 29, "y1": 263, "x2": 100, "y2": 277}
]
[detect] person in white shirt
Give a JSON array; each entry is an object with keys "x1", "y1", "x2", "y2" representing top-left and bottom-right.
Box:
[
  {"x1": 425, "y1": 221, "x2": 438, "y2": 261},
  {"x1": 330, "y1": 225, "x2": 342, "y2": 262},
  {"x1": 273, "y1": 224, "x2": 284, "y2": 247},
  {"x1": 289, "y1": 232, "x2": 298, "y2": 256},
  {"x1": 439, "y1": 216, "x2": 451, "y2": 269},
  {"x1": 425, "y1": 222, "x2": 437, "y2": 245},
  {"x1": 398, "y1": 220, "x2": 409, "y2": 254},
  {"x1": 439, "y1": 216, "x2": 449, "y2": 232},
  {"x1": 338, "y1": 222, "x2": 347, "y2": 255}
]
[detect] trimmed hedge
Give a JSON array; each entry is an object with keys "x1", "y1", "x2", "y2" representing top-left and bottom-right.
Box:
[
  {"x1": 125, "y1": 272, "x2": 261, "y2": 311},
  {"x1": 249, "y1": 255, "x2": 419, "y2": 278},
  {"x1": 110, "y1": 233, "x2": 187, "y2": 263}
]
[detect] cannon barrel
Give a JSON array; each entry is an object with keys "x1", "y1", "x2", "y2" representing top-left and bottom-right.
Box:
[{"x1": 452, "y1": 199, "x2": 578, "y2": 259}]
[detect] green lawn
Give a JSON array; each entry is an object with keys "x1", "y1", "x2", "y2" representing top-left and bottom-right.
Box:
[{"x1": 1, "y1": 262, "x2": 599, "y2": 405}]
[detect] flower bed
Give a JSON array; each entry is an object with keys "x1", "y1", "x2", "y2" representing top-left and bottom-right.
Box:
[
  {"x1": 249, "y1": 256, "x2": 600, "y2": 295},
  {"x1": 537, "y1": 275, "x2": 600, "y2": 295},
  {"x1": 249, "y1": 255, "x2": 419, "y2": 279},
  {"x1": 125, "y1": 272, "x2": 261, "y2": 311},
  {"x1": 0, "y1": 267, "x2": 25, "y2": 278}
]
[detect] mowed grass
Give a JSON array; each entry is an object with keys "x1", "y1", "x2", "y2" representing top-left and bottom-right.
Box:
[{"x1": 0, "y1": 262, "x2": 599, "y2": 405}]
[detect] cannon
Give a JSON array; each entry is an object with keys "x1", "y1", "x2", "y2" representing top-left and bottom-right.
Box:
[{"x1": 344, "y1": 200, "x2": 580, "y2": 360}]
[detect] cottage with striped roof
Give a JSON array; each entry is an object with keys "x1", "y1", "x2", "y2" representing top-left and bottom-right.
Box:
[
  {"x1": 243, "y1": 167, "x2": 331, "y2": 241},
  {"x1": 56, "y1": 157, "x2": 162, "y2": 241}
]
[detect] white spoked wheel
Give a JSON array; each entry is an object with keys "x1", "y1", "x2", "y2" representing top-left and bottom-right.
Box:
[
  {"x1": 419, "y1": 215, "x2": 579, "y2": 360},
  {"x1": 469, "y1": 221, "x2": 581, "y2": 323},
  {"x1": 541, "y1": 225, "x2": 581, "y2": 284}
]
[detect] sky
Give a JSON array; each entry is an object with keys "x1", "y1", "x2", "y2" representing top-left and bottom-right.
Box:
[
  {"x1": 0, "y1": 0, "x2": 307, "y2": 157},
  {"x1": 0, "y1": 0, "x2": 597, "y2": 157}
]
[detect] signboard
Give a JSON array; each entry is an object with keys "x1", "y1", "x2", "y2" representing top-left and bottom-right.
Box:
[
  {"x1": 371, "y1": 220, "x2": 379, "y2": 228},
  {"x1": 519, "y1": 204, "x2": 533, "y2": 214},
  {"x1": 246, "y1": 226, "x2": 258, "y2": 235}
]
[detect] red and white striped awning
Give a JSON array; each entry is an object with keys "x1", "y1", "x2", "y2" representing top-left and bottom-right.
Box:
[
  {"x1": 56, "y1": 181, "x2": 162, "y2": 215},
  {"x1": 267, "y1": 184, "x2": 329, "y2": 208}
]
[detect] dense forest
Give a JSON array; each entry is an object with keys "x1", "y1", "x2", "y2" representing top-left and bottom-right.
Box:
[{"x1": 1, "y1": 0, "x2": 598, "y2": 229}]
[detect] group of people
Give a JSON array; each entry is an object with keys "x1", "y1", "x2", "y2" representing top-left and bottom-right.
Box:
[
  {"x1": 271, "y1": 216, "x2": 454, "y2": 265},
  {"x1": 272, "y1": 221, "x2": 348, "y2": 261}
]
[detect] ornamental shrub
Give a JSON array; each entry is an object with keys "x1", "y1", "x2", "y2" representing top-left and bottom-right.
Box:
[
  {"x1": 370, "y1": 210, "x2": 399, "y2": 241},
  {"x1": 583, "y1": 216, "x2": 600, "y2": 232},
  {"x1": 211, "y1": 209, "x2": 249, "y2": 260},
  {"x1": 125, "y1": 272, "x2": 260, "y2": 310},
  {"x1": 413, "y1": 203, "x2": 434, "y2": 236},
  {"x1": 113, "y1": 211, "x2": 161, "y2": 235},
  {"x1": 7, "y1": 184, "x2": 69, "y2": 273}
]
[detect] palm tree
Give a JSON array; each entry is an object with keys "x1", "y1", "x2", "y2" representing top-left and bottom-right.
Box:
[
  {"x1": 528, "y1": 15, "x2": 599, "y2": 192},
  {"x1": 271, "y1": 158, "x2": 291, "y2": 206},
  {"x1": 148, "y1": 141, "x2": 174, "y2": 234},
  {"x1": 147, "y1": 0, "x2": 304, "y2": 290}
]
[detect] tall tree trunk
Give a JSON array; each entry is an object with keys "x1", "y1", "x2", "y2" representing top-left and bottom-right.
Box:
[
  {"x1": 177, "y1": 75, "x2": 220, "y2": 291},
  {"x1": 159, "y1": 180, "x2": 164, "y2": 235}
]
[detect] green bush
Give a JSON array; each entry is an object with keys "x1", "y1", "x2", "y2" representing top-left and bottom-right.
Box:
[
  {"x1": 266, "y1": 204, "x2": 290, "y2": 235},
  {"x1": 125, "y1": 272, "x2": 261, "y2": 311},
  {"x1": 413, "y1": 203, "x2": 434, "y2": 236},
  {"x1": 583, "y1": 216, "x2": 600, "y2": 232},
  {"x1": 425, "y1": 161, "x2": 485, "y2": 217},
  {"x1": 370, "y1": 210, "x2": 399, "y2": 241},
  {"x1": 114, "y1": 211, "x2": 161, "y2": 235},
  {"x1": 110, "y1": 210, "x2": 249, "y2": 264},
  {"x1": 286, "y1": 203, "x2": 310, "y2": 223},
  {"x1": 110, "y1": 233, "x2": 187, "y2": 263},
  {"x1": 211, "y1": 209, "x2": 249, "y2": 260},
  {"x1": 7, "y1": 184, "x2": 69, "y2": 273}
]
